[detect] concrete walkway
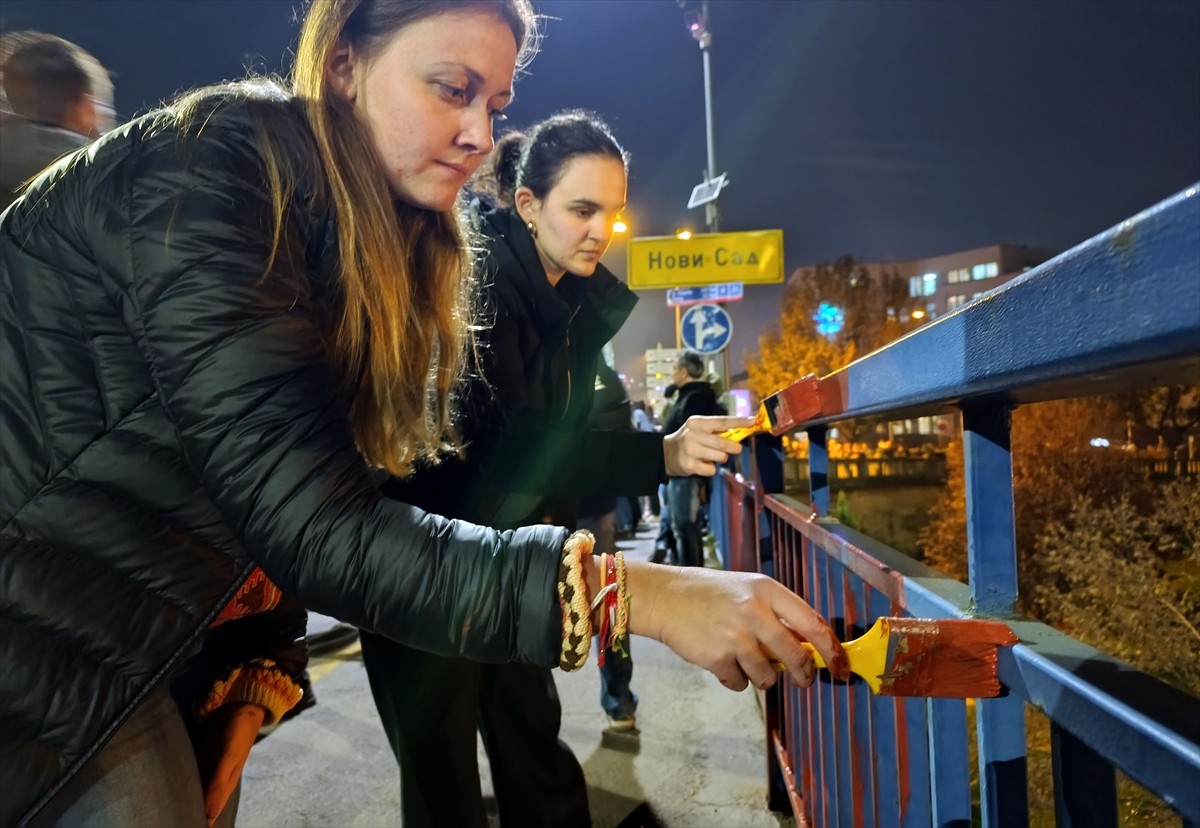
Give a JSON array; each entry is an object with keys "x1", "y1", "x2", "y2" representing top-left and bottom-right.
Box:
[{"x1": 238, "y1": 523, "x2": 795, "y2": 827}]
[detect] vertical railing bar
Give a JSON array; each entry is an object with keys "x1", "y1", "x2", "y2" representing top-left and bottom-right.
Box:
[
  {"x1": 867, "y1": 588, "x2": 900, "y2": 827},
  {"x1": 765, "y1": 509, "x2": 789, "y2": 815},
  {"x1": 832, "y1": 563, "x2": 853, "y2": 827},
  {"x1": 1051, "y1": 721, "x2": 1118, "y2": 828},
  {"x1": 926, "y1": 698, "x2": 972, "y2": 825},
  {"x1": 845, "y1": 572, "x2": 873, "y2": 828},
  {"x1": 808, "y1": 425, "x2": 829, "y2": 518},
  {"x1": 823, "y1": 547, "x2": 845, "y2": 826},
  {"x1": 802, "y1": 530, "x2": 818, "y2": 822},
  {"x1": 899, "y1": 693, "x2": 933, "y2": 828},
  {"x1": 961, "y1": 404, "x2": 1029, "y2": 827},
  {"x1": 816, "y1": 541, "x2": 834, "y2": 827}
]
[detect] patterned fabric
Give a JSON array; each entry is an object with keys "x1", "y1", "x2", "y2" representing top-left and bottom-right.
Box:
[{"x1": 212, "y1": 568, "x2": 283, "y2": 628}]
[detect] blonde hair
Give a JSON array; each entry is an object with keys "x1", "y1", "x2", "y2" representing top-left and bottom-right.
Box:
[{"x1": 268, "y1": 0, "x2": 535, "y2": 475}]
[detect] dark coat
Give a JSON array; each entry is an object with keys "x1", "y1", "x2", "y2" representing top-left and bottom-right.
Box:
[
  {"x1": 0, "y1": 86, "x2": 567, "y2": 824},
  {"x1": 662, "y1": 379, "x2": 727, "y2": 436},
  {"x1": 385, "y1": 206, "x2": 664, "y2": 529},
  {"x1": 0, "y1": 115, "x2": 90, "y2": 209}
]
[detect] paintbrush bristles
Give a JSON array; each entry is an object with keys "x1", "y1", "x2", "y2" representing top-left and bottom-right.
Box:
[
  {"x1": 764, "y1": 373, "x2": 822, "y2": 435},
  {"x1": 878, "y1": 618, "x2": 1019, "y2": 699},
  {"x1": 771, "y1": 615, "x2": 1019, "y2": 699}
]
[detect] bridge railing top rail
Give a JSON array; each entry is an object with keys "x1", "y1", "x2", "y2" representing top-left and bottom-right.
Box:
[{"x1": 789, "y1": 184, "x2": 1199, "y2": 428}]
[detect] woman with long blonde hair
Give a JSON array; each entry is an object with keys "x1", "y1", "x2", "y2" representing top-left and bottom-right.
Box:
[{"x1": 0, "y1": 2, "x2": 848, "y2": 824}]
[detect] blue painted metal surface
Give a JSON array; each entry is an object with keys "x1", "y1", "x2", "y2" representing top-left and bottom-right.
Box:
[
  {"x1": 960, "y1": 404, "x2": 1030, "y2": 826},
  {"x1": 797, "y1": 184, "x2": 1200, "y2": 426},
  {"x1": 927, "y1": 698, "x2": 972, "y2": 825},
  {"x1": 1051, "y1": 722, "x2": 1117, "y2": 827},
  {"x1": 807, "y1": 425, "x2": 829, "y2": 517},
  {"x1": 712, "y1": 187, "x2": 1200, "y2": 827}
]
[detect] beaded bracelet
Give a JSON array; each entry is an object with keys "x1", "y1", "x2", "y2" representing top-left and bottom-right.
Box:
[{"x1": 557, "y1": 529, "x2": 594, "y2": 671}]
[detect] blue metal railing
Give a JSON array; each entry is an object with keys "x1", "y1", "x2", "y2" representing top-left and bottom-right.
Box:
[{"x1": 712, "y1": 184, "x2": 1200, "y2": 827}]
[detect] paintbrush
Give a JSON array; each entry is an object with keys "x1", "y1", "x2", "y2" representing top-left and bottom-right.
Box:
[
  {"x1": 721, "y1": 373, "x2": 825, "y2": 441},
  {"x1": 770, "y1": 616, "x2": 1019, "y2": 698}
]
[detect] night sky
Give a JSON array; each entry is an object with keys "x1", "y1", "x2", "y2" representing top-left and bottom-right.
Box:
[{"x1": 4, "y1": 0, "x2": 1198, "y2": 382}]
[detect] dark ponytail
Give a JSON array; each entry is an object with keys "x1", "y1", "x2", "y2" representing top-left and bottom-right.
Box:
[
  {"x1": 472, "y1": 130, "x2": 528, "y2": 207},
  {"x1": 471, "y1": 109, "x2": 628, "y2": 209}
]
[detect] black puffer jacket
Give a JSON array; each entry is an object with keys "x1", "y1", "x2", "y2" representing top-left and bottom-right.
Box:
[
  {"x1": 0, "y1": 86, "x2": 567, "y2": 824},
  {"x1": 385, "y1": 206, "x2": 663, "y2": 529}
]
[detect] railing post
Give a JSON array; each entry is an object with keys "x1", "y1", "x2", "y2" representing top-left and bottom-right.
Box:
[
  {"x1": 744, "y1": 435, "x2": 791, "y2": 812},
  {"x1": 1051, "y1": 722, "x2": 1117, "y2": 827},
  {"x1": 961, "y1": 404, "x2": 1029, "y2": 827},
  {"x1": 807, "y1": 425, "x2": 829, "y2": 517}
]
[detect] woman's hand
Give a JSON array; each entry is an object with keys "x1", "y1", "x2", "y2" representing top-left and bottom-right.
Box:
[
  {"x1": 662, "y1": 415, "x2": 756, "y2": 476},
  {"x1": 199, "y1": 702, "x2": 266, "y2": 826},
  {"x1": 625, "y1": 562, "x2": 850, "y2": 691}
]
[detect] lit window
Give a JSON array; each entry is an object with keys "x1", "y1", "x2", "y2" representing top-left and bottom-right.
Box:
[
  {"x1": 909, "y1": 276, "x2": 922, "y2": 297},
  {"x1": 921, "y1": 273, "x2": 938, "y2": 296},
  {"x1": 972, "y1": 264, "x2": 987, "y2": 280},
  {"x1": 986, "y1": 261, "x2": 999, "y2": 277},
  {"x1": 926, "y1": 300, "x2": 937, "y2": 317},
  {"x1": 947, "y1": 294, "x2": 968, "y2": 309},
  {"x1": 972, "y1": 291, "x2": 984, "y2": 299},
  {"x1": 948, "y1": 267, "x2": 970, "y2": 284}
]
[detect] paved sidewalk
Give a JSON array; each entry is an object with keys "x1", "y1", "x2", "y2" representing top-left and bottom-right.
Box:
[{"x1": 239, "y1": 523, "x2": 794, "y2": 827}]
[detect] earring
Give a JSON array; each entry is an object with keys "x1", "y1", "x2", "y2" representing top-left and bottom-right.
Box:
[{"x1": 525, "y1": 220, "x2": 538, "y2": 239}]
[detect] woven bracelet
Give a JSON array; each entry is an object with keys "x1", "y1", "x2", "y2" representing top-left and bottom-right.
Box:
[{"x1": 557, "y1": 529, "x2": 594, "y2": 671}]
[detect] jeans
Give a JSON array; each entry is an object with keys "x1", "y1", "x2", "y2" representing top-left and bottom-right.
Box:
[
  {"x1": 35, "y1": 685, "x2": 241, "y2": 827},
  {"x1": 577, "y1": 512, "x2": 638, "y2": 722},
  {"x1": 667, "y1": 476, "x2": 705, "y2": 567}
]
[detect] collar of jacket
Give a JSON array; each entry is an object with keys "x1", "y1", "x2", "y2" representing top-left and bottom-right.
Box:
[{"x1": 478, "y1": 205, "x2": 637, "y2": 351}]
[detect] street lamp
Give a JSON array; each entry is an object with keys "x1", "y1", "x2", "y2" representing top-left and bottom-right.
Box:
[
  {"x1": 679, "y1": 0, "x2": 723, "y2": 232},
  {"x1": 613, "y1": 217, "x2": 628, "y2": 234},
  {"x1": 676, "y1": 228, "x2": 693, "y2": 240}
]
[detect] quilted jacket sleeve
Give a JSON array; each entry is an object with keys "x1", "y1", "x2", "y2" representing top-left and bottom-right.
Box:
[{"x1": 113, "y1": 118, "x2": 565, "y2": 667}]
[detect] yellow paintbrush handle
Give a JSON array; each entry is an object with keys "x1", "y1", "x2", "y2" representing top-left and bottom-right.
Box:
[
  {"x1": 769, "y1": 618, "x2": 889, "y2": 694},
  {"x1": 771, "y1": 642, "x2": 825, "y2": 669},
  {"x1": 721, "y1": 403, "x2": 769, "y2": 442}
]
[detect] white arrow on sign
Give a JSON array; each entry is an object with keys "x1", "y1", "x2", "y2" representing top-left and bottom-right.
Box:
[{"x1": 690, "y1": 310, "x2": 727, "y2": 349}]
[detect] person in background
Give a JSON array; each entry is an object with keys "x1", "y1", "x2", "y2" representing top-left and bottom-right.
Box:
[
  {"x1": 630, "y1": 400, "x2": 660, "y2": 522},
  {"x1": 0, "y1": 30, "x2": 115, "y2": 208},
  {"x1": 576, "y1": 358, "x2": 641, "y2": 733},
  {"x1": 358, "y1": 110, "x2": 771, "y2": 827},
  {"x1": 662, "y1": 351, "x2": 728, "y2": 567},
  {"x1": 1, "y1": 2, "x2": 847, "y2": 825}
]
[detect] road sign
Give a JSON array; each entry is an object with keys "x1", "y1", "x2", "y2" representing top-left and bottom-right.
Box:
[
  {"x1": 666, "y1": 282, "x2": 744, "y2": 308},
  {"x1": 687, "y1": 172, "x2": 728, "y2": 209},
  {"x1": 628, "y1": 229, "x2": 784, "y2": 289},
  {"x1": 680, "y1": 303, "x2": 733, "y2": 355}
]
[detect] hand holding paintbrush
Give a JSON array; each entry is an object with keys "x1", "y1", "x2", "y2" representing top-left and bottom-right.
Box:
[{"x1": 770, "y1": 616, "x2": 1019, "y2": 698}]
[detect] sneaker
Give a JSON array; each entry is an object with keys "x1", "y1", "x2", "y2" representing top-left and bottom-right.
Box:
[{"x1": 606, "y1": 714, "x2": 637, "y2": 732}]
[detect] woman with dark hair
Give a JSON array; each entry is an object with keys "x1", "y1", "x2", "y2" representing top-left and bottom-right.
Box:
[
  {"x1": 1, "y1": 2, "x2": 846, "y2": 825},
  {"x1": 359, "y1": 109, "x2": 786, "y2": 827}
]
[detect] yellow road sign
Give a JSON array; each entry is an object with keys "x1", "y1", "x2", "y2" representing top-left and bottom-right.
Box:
[{"x1": 627, "y1": 229, "x2": 784, "y2": 289}]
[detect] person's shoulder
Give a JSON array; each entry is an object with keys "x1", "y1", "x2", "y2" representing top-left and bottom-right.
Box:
[{"x1": 135, "y1": 79, "x2": 310, "y2": 164}]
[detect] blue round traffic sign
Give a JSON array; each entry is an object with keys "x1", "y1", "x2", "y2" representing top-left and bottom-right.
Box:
[{"x1": 680, "y1": 303, "x2": 733, "y2": 354}]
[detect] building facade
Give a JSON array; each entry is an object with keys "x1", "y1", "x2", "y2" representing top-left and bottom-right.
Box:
[{"x1": 863, "y1": 242, "x2": 1058, "y2": 321}]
